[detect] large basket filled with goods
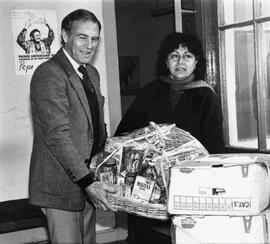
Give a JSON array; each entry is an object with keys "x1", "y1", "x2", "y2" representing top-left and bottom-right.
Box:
[{"x1": 90, "y1": 122, "x2": 208, "y2": 220}]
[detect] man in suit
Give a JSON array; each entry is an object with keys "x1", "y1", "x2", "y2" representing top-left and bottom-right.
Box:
[{"x1": 29, "y1": 9, "x2": 117, "y2": 244}]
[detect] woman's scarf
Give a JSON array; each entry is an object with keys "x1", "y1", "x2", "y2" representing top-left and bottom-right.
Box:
[
  {"x1": 160, "y1": 74, "x2": 214, "y2": 92},
  {"x1": 160, "y1": 74, "x2": 215, "y2": 109}
]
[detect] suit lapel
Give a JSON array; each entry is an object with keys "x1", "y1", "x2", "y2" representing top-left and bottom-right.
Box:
[
  {"x1": 55, "y1": 49, "x2": 92, "y2": 123},
  {"x1": 70, "y1": 74, "x2": 92, "y2": 122}
]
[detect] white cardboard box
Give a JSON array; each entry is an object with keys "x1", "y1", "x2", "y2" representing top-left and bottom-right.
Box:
[
  {"x1": 172, "y1": 209, "x2": 270, "y2": 244},
  {"x1": 168, "y1": 154, "x2": 270, "y2": 216}
]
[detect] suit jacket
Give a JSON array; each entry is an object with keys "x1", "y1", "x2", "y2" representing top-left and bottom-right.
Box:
[{"x1": 29, "y1": 48, "x2": 106, "y2": 211}]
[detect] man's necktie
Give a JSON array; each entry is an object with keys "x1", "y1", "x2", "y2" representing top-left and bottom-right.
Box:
[
  {"x1": 78, "y1": 65, "x2": 94, "y2": 92},
  {"x1": 77, "y1": 65, "x2": 99, "y2": 158}
]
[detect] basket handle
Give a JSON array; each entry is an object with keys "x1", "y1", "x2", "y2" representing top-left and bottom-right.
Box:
[{"x1": 95, "y1": 122, "x2": 175, "y2": 179}]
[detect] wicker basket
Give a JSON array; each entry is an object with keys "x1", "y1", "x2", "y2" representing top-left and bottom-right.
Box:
[
  {"x1": 107, "y1": 192, "x2": 169, "y2": 220},
  {"x1": 93, "y1": 122, "x2": 208, "y2": 220}
]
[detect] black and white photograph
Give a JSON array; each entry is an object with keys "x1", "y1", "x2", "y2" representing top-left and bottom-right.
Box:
[{"x1": 1, "y1": 0, "x2": 270, "y2": 244}]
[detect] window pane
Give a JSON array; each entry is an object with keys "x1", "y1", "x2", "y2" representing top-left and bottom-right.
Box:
[
  {"x1": 262, "y1": 22, "x2": 270, "y2": 149},
  {"x1": 223, "y1": 0, "x2": 253, "y2": 24},
  {"x1": 258, "y1": 0, "x2": 270, "y2": 18},
  {"x1": 224, "y1": 26, "x2": 258, "y2": 148}
]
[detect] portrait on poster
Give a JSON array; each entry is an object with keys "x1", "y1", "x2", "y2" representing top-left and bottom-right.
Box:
[{"x1": 11, "y1": 9, "x2": 59, "y2": 75}]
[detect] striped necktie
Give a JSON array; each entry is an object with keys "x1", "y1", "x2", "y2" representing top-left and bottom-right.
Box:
[{"x1": 78, "y1": 65, "x2": 94, "y2": 92}]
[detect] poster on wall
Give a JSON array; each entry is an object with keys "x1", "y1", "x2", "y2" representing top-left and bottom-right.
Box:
[
  {"x1": 11, "y1": 9, "x2": 59, "y2": 75},
  {"x1": 119, "y1": 55, "x2": 141, "y2": 95}
]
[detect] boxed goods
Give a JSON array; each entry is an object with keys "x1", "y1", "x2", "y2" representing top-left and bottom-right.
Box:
[
  {"x1": 168, "y1": 153, "x2": 270, "y2": 216},
  {"x1": 172, "y1": 209, "x2": 270, "y2": 244},
  {"x1": 91, "y1": 122, "x2": 208, "y2": 220}
]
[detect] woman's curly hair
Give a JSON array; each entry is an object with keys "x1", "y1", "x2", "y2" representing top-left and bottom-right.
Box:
[{"x1": 155, "y1": 32, "x2": 206, "y2": 80}]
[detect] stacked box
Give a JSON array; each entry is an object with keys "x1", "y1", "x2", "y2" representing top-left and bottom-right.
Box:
[
  {"x1": 168, "y1": 153, "x2": 270, "y2": 243},
  {"x1": 172, "y1": 210, "x2": 270, "y2": 244}
]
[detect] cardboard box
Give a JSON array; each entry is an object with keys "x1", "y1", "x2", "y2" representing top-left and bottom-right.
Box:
[
  {"x1": 172, "y1": 209, "x2": 270, "y2": 244},
  {"x1": 168, "y1": 154, "x2": 270, "y2": 215}
]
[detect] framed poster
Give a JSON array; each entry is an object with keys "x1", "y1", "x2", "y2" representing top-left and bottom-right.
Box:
[{"x1": 119, "y1": 55, "x2": 140, "y2": 95}]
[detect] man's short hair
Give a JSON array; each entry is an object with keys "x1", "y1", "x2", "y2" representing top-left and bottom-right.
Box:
[
  {"x1": 61, "y1": 9, "x2": 101, "y2": 46},
  {"x1": 29, "y1": 29, "x2": 40, "y2": 40}
]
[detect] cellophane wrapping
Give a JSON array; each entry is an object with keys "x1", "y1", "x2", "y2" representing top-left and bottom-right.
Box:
[{"x1": 90, "y1": 122, "x2": 208, "y2": 219}]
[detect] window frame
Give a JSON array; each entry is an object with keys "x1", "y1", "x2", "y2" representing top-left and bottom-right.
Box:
[{"x1": 217, "y1": 0, "x2": 270, "y2": 152}]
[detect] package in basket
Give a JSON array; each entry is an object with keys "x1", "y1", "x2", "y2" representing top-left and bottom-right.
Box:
[{"x1": 90, "y1": 122, "x2": 208, "y2": 219}]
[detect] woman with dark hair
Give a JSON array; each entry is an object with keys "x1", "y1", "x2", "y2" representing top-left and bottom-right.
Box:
[
  {"x1": 115, "y1": 32, "x2": 224, "y2": 244},
  {"x1": 115, "y1": 32, "x2": 224, "y2": 154}
]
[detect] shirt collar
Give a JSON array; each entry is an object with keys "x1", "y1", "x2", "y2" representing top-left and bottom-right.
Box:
[{"x1": 63, "y1": 48, "x2": 83, "y2": 79}]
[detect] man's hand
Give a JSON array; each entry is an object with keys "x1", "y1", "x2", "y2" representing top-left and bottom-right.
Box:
[
  {"x1": 88, "y1": 152, "x2": 103, "y2": 171},
  {"x1": 85, "y1": 182, "x2": 118, "y2": 211},
  {"x1": 41, "y1": 18, "x2": 50, "y2": 27}
]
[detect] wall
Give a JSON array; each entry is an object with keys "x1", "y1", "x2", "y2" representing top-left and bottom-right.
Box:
[
  {"x1": 102, "y1": 0, "x2": 122, "y2": 135},
  {"x1": 115, "y1": 0, "x2": 175, "y2": 116},
  {"x1": 116, "y1": 0, "x2": 175, "y2": 87}
]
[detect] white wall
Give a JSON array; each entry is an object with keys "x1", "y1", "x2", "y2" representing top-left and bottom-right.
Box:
[{"x1": 102, "y1": 0, "x2": 122, "y2": 135}]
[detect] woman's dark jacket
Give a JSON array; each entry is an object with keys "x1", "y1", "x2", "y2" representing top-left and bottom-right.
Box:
[{"x1": 115, "y1": 79, "x2": 224, "y2": 154}]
